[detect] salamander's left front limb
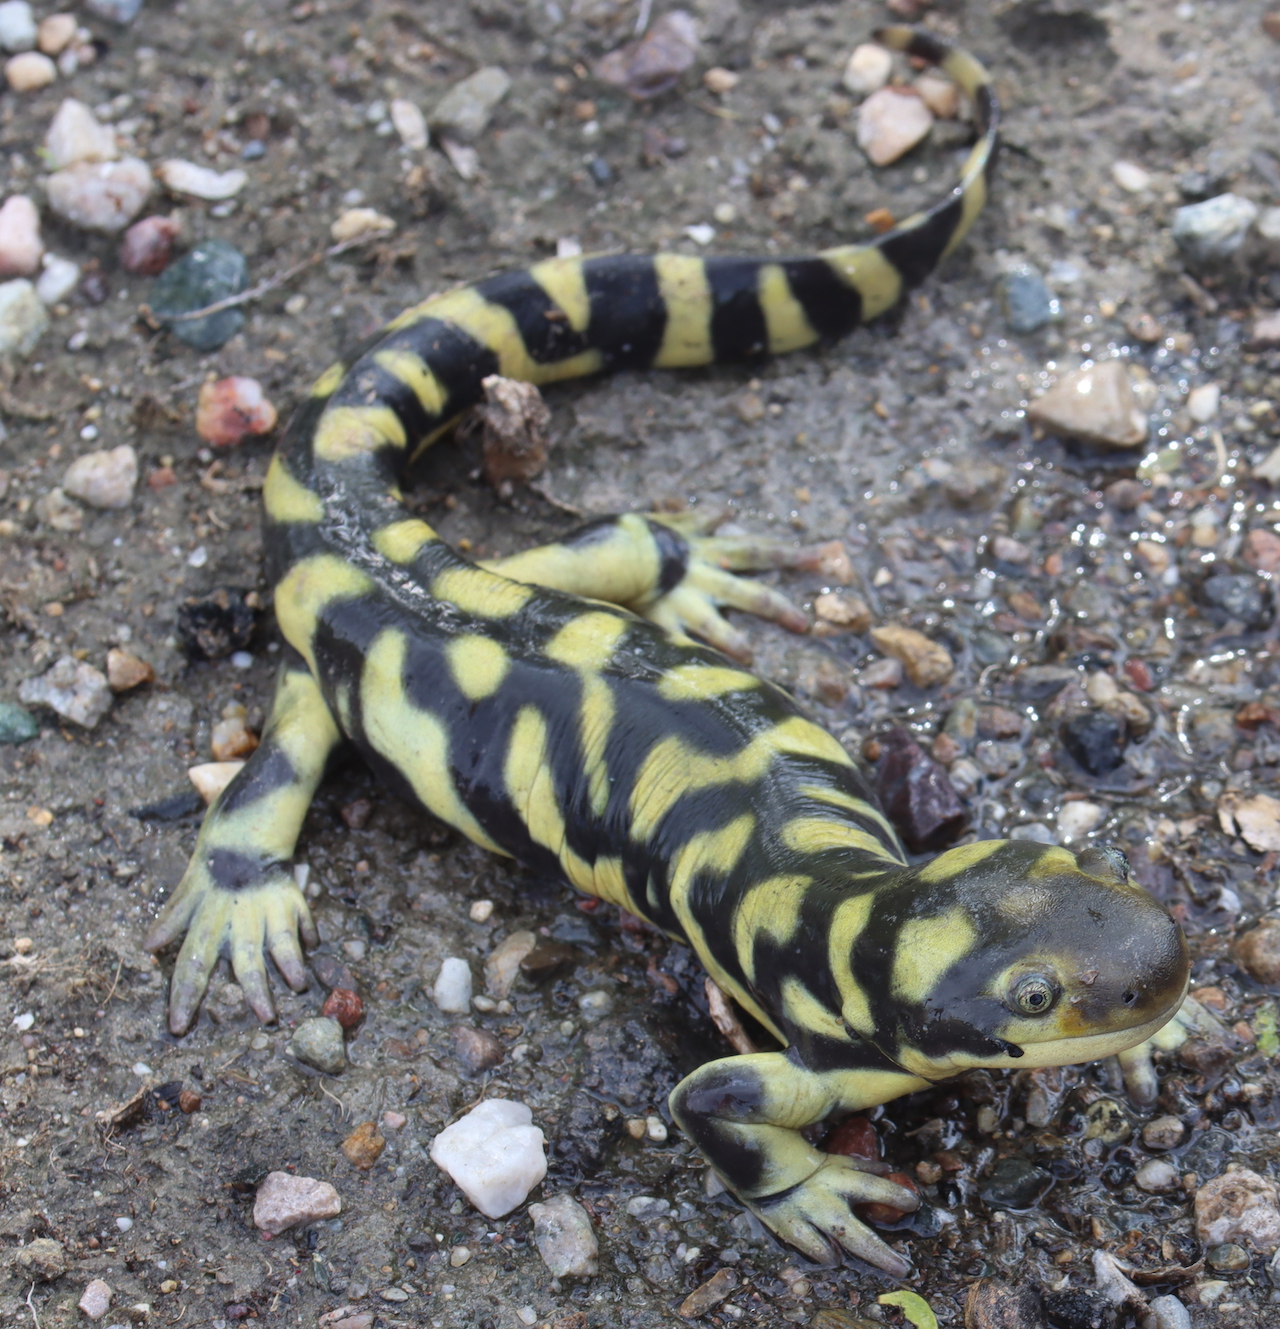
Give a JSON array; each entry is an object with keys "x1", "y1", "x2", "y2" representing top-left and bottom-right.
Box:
[
  {"x1": 145, "y1": 656, "x2": 342, "y2": 1033},
  {"x1": 670, "y1": 1051, "x2": 928, "y2": 1275}
]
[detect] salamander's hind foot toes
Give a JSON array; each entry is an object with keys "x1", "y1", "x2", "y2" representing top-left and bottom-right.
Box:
[
  {"x1": 146, "y1": 860, "x2": 314, "y2": 1035},
  {"x1": 751, "y1": 1157, "x2": 918, "y2": 1276}
]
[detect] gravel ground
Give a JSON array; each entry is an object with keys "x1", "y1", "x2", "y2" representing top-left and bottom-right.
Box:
[{"x1": 2, "y1": 1, "x2": 1280, "y2": 1326}]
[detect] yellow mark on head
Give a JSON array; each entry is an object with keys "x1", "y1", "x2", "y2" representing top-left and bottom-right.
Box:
[
  {"x1": 264, "y1": 454, "x2": 325, "y2": 525},
  {"x1": 447, "y1": 634, "x2": 511, "y2": 702},
  {"x1": 432, "y1": 565, "x2": 533, "y2": 619},
  {"x1": 529, "y1": 258, "x2": 592, "y2": 332},
  {"x1": 915, "y1": 838, "x2": 1005, "y2": 884},
  {"x1": 892, "y1": 906, "x2": 978, "y2": 1006},
  {"x1": 821, "y1": 246, "x2": 903, "y2": 321},
  {"x1": 373, "y1": 519, "x2": 438, "y2": 564},
  {"x1": 544, "y1": 611, "x2": 629, "y2": 670},
  {"x1": 274, "y1": 554, "x2": 376, "y2": 674},
  {"x1": 758, "y1": 263, "x2": 818, "y2": 354},
  {"x1": 653, "y1": 254, "x2": 713, "y2": 368},
  {"x1": 310, "y1": 362, "x2": 345, "y2": 397},
  {"x1": 313, "y1": 405, "x2": 407, "y2": 462},
  {"x1": 657, "y1": 664, "x2": 759, "y2": 703},
  {"x1": 373, "y1": 349, "x2": 447, "y2": 418},
  {"x1": 828, "y1": 893, "x2": 876, "y2": 1036}
]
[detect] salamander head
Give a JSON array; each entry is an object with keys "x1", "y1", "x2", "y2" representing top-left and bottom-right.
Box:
[{"x1": 858, "y1": 840, "x2": 1188, "y2": 1080}]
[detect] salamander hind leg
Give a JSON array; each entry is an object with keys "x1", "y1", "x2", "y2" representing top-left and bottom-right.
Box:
[
  {"x1": 145, "y1": 657, "x2": 342, "y2": 1034},
  {"x1": 482, "y1": 510, "x2": 827, "y2": 661},
  {"x1": 670, "y1": 1052, "x2": 925, "y2": 1274}
]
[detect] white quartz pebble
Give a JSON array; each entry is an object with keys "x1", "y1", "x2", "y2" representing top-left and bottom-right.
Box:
[
  {"x1": 46, "y1": 158, "x2": 151, "y2": 232},
  {"x1": 842, "y1": 43, "x2": 892, "y2": 96},
  {"x1": 36, "y1": 253, "x2": 78, "y2": 304},
  {"x1": 0, "y1": 1, "x2": 36, "y2": 53},
  {"x1": 0, "y1": 195, "x2": 41, "y2": 277},
  {"x1": 429, "y1": 1099, "x2": 547, "y2": 1219},
  {"x1": 433, "y1": 956, "x2": 473, "y2": 1014},
  {"x1": 63, "y1": 444, "x2": 137, "y2": 508},
  {"x1": 158, "y1": 159, "x2": 247, "y2": 200},
  {"x1": 1187, "y1": 382, "x2": 1220, "y2": 424},
  {"x1": 856, "y1": 87, "x2": 933, "y2": 167},
  {"x1": 1057, "y1": 800, "x2": 1104, "y2": 842},
  {"x1": 390, "y1": 97, "x2": 428, "y2": 150},
  {"x1": 45, "y1": 98, "x2": 117, "y2": 169},
  {"x1": 1111, "y1": 160, "x2": 1151, "y2": 193}
]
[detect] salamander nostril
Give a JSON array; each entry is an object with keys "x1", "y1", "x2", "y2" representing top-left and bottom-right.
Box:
[{"x1": 1122, "y1": 990, "x2": 1137, "y2": 1006}]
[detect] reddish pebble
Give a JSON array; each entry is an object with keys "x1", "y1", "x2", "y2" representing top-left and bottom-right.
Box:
[
  {"x1": 121, "y1": 215, "x2": 181, "y2": 275},
  {"x1": 856, "y1": 1171, "x2": 919, "y2": 1226},
  {"x1": 148, "y1": 465, "x2": 177, "y2": 490},
  {"x1": 1123, "y1": 658, "x2": 1153, "y2": 691},
  {"x1": 195, "y1": 376, "x2": 278, "y2": 448},
  {"x1": 322, "y1": 987, "x2": 364, "y2": 1030},
  {"x1": 178, "y1": 1088, "x2": 202, "y2": 1113},
  {"x1": 825, "y1": 1116, "x2": 881, "y2": 1161}
]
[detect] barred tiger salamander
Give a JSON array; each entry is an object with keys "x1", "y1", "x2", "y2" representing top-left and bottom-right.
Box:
[{"x1": 147, "y1": 28, "x2": 1192, "y2": 1273}]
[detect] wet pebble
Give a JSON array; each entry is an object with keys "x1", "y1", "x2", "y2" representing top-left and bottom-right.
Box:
[
  {"x1": 253, "y1": 1171, "x2": 342, "y2": 1235},
  {"x1": 1172, "y1": 193, "x2": 1258, "y2": 264},
  {"x1": 0, "y1": 277, "x2": 47, "y2": 355},
  {"x1": 1062, "y1": 710, "x2": 1125, "y2": 775},
  {"x1": 16, "y1": 1237, "x2": 66, "y2": 1280},
  {"x1": 78, "y1": 1278, "x2": 112, "y2": 1320},
  {"x1": 46, "y1": 158, "x2": 152, "y2": 232},
  {"x1": 5, "y1": 49, "x2": 53, "y2": 90},
  {"x1": 1028, "y1": 360, "x2": 1147, "y2": 450},
  {"x1": 19, "y1": 656, "x2": 111, "y2": 728},
  {"x1": 979, "y1": 1156, "x2": 1051, "y2": 1209},
  {"x1": 484, "y1": 930, "x2": 536, "y2": 997},
  {"x1": 1135, "y1": 1159, "x2": 1180, "y2": 1193},
  {"x1": 432, "y1": 956, "x2": 472, "y2": 1013},
  {"x1": 37, "y1": 13, "x2": 74, "y2": 56},
  {"x1": 1232, "y1": 917, "x2": 1280, "y2": 983},
  {"x1": 45, "y1": 98, "x2": 116, "y2": 169},
  {"x1": 0, "y1": 195, "x2": 41, "y2": 276},
  {"x1": 1142, "y1": 1115, "x2": 1187, "y2": 1150},
  {"x1": 428, "y1": 1098, "x2": 547, "y2": 1219},
  {"x1": 340, "y1": 1121, "x2": 386, "y2": 1170},
  {"x1": 1200, "y1": 572, "x2": 1269, "y2": 628},
  {"x1": 195, "y1": 376, "x2": 277, "y2": 447},
  {"x1": 1252, "y1": 311, "x2": 1280, "y2": 348},
  {"x1": 519, "y1": 939, "x2": 577, "y2": 982},
  {"x1": 429, "y1": 66, "x2": 511, "y2": 140},
  {"x1": 594, "y1": 10, "x2": 698, "y2": 100},
  {"x1": 998, "y1": 265, "x2": 1057, "y2": 334},
  {"x1": 875, "y1": 727, "x2": 966, "y2": 852},
  {"x1": 120, "y1": 215, "x2": 180, "y2": 274},
  {"x1": 36, "y1": 253, "x2": 78, "y2": 304},
  {"x1": 452, "y1": 1024, "x2": 504, "y2": 1075},
  {"x1": 1195, "y1": 1169, "x2": 1280, "y2": 1252},
  {"x1": 158, "y1": 159, "x2": 247, "y2": 201},
  {"x1": 965, "y1": 1280, "x2": 1044, "y2": 1329},
  {"x1": 1207, "y1": 1242, "x2": 1250, "y2": 1272},
  {"x1": 678, "y1": 1268, "x2": 738, "y2": 1319},
  {"x1": 578, "y1": 989, "x2": 613, "y2": 1021},
  {"x1": 105, "y1": 647, "x2": 153, "y2": 692},
  {"x1": 210, "y1": 707, "x2": 258, "y2": 761},
  {"x1": 0, "y1": 700, "x2": 38, "y2": 742},
  {"x1": 857, "y1": 87, "x2": 932, "y2": 167},
  {"x1": 841, "y1": 42, "x2": 892, "y2": 96},
  {"x1": 1057, "y1": 800, "x2": 1104, "y2": 841},
  {"x1": 321, "y1": 987, "x2": 363, "y2": 1030},
  {"x1": 528, "y1": 1193, "x2": 598, "y2": 1277},
  {"x1": 859, "y1": 656, "x2": 903, "y2": 689},
  {"x1": 288, "y1": 1016, "x2": 346, "y2": 1074},
  {"x1": 63, "y1": 445, "x2": 137, "y2": 508},
  {"x1": 1145, "y1": 1294, "x2": 1191, "y2": 1329},
  {"x1": 151, "y1": 239, "x2": 248, "y2": 351},
  {"x1": 1243, "y1": 528, "x2": 1280, "y2": 573},
  {"x1": 869, "y1": 624, "x2": 953, "y2": 687}
]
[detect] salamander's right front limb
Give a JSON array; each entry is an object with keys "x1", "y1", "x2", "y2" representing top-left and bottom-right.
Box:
[
  {"x1": 145, "y1": 654, "x2": 342, "y2": 1033},
  {"x1": 670, "y1": 1051, "x2": 927, "y2": 1275}
]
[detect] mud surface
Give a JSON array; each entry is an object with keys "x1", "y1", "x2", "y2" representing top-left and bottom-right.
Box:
[{"x1": 2, "y1": 1, "x2": 1280, "y2": 1326}]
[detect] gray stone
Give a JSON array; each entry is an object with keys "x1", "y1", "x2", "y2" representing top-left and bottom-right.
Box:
[
  {"x1": 288, "y1": 1016, "x2": 346, "y2": 1074},
  {"x1": 15, "y1": 1237, "x2": 66, "y2": 1280},
  {"x1": 0, "y1": 701, "x2": 38, "y2": 743},
  {"x1": 1171, "y1": 193, "x2": 1258, "y2": 264},
  {"x1": 19, "y1": 656, "x2": 112, "y2": 729},
  {"x1": 0, "y1": 2, "x2": 36, "y2": 52},
  {"x1": 1144, "y1": 1294, "x2": 1191, "y2": 1329},
  {"x1": 0, "y1": 278, "x2": 47, "y2": 356},
  {"x1": 150, "y1": 239, "x2": 248, "y2": 351},
  {"x1": 528, "y1": 1194, "x2": 599, "y2": 1277},
  {"x1": 429, "y1": 67, "x2": 511, "y2": 141},
  {"x1": 1141, "y1": 1115, "x2": 1186, "y2": 1150},
  {"x1": 999, "y1": 265, "x2": 1058, "y2": 333}
]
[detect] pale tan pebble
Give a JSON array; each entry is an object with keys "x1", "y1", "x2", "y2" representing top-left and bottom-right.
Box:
[
  {"x1": 33, "y1": 486, "x2": 80, "y2": 532},
  {"x1": 37, "y1": 13, "x2": 75, "y2": 56},
  {"x1": 856, "y1": 86, "x2": 933, "y2": 167},
  {"x1": 187, "y1": 760, "x2": 245, "y2": 804},
  {"x1": 858, "y1": 656, "x2": 903, "y2": 689},
  {"x1": 44, "y1": 98, "x2": 117, "y2": 169},
  {"x1": 210, "y1": 714, "x2": 258, "y2": 761},
  {"x1": 1194, "y1": 1169, "x2": 1280, "y2": 1252},
  {"x1": 330, "y1": 207, "x2": 395, "y2": 243},
  {"x1": 45, "y1": 158, "x2": 152, "y2": 232},
  {"x1": 1027, "y1": 360, "x2": 1147, "y2": 450},
  {"x1": 915, "y1": 72, "x2": 959, "y2": 118},
  {"x1": 1218, "y1": 793, "x2": 1280, "y2": 855},
  {"x1": 389, "y1": 97, "x2": 428, "y2": 150},
  {"x1": 1057, "y1": 800, "x2": 1104, "y2": 842},
  {"x1": 105, "y1": 647, "x2": 153, "y2": 692},
  {"x1": 78, "y1": 1278, "x2": 112, "y2": 1321},
  {"x1": 468, "y1": 898, "x2": 494, "y2": 923},
  {"x1": 702, "y1": 66, "x2": 738, "y2": 95},
  {"x1": 253, "y1": 1172, "x2": 341, "y2": 1236},
  {"x1": 1187, "y1": 382, "x2": 1220, "y2": 423},
  {"x1": 5, "y1": 50, "x2": 54, "y2": 91},
  {"x1": 1134, "y1": 538, "x2": 1171, "y2": 575},
  {"x1": 62, "y1": 444, "x2": 137, "y2": 509},
  {"x1": 812, "y1": 590, "x2": 871, "y2": 632},
  {"x1": 1251, "y1": 311, "x2": 1280, "y2": 348},
  {"x1": 869, "y1": 624, "x2": 953, "y2": 687},
  {"x1": 1111, "y1": 160, "x2": 1151, "y2": 192},
  {"x1": 0, "y1": 194, "x2": 42, "y2": 277},
  {"x1": 841, "y1": 42, "x2": 892, "y2": 96},
  {"x1": 484, "y1": 930, "x2": 536, "y2": 997},
  {"x1": 157, "y1": 159, "x2": 246, "y2": 201}
]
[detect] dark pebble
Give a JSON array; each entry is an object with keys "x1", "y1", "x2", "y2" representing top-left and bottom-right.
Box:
[
  {"x1": 1061, "y1": 710, "x2": 1126, "y2": 775},
  {"x1": 176, "y1": 587, "x2": 257, "y2": 659},
  {"x1": 874, "y1": 726, "x2": 968, "y2": 853},
  {"x1": 1105, "y1": 478, "x2": 1147, "y2": 511},
  {"x1": 1041, "y1": 1288, "x2": 1112, "y2": 1329},
  {"x1": 1200, "y1": 572, "x2": 1272, "y2": 629},
  {"x1": 1019, "y1": 779, "x2": 1058, "y2": 813},
  {"x1": 588, "y1": 157, "x2": 612, "y2": 185},
  {"x1": 1178, "y1": 168, "x2": 1227, "y2": 200},
  {"x1": 1207, "y1": 1242, "x2": 1250, "y2": 1273},
  {"x1": 151, "y1": 239, "x2": 249, "y2": 352},
  {"x1": 965, "y1": 1278, "x2": 1045, "y2": 1329},
  {"x1": 977, "y1": 704, "x2": 1023, "y2": 739},
  {"x1": 998, "y1": 266, "x2": 1058, "y2": 334},
  {"x1": 1013, "y1": 664, "x2": 1076, "y2": 701},
  {"x1": 978, "y1": 1156, "x2": 1052, "y2": 1209},
  {"x1": 972, "y1": 628, "x2": 1013, "y2": 666},
  {"x1": 519, "y1": 939, "x2": 578, "y2": 982},
  {"x1": 1178, "y1": 1037, "x2": 1233, "y2": 1079},
  {"x1": 0, "y1": 701, "x2": 39, "y2": 744},
  {"x1": 340, "y1": 798, "x2": 373, "y2": 830},
  {"x1": 128, "y1": 790, "x2": 204, "y2": 822},
  {"x1": 312, "y1": 953, "x2": 360, "y2": 993},
  {"x1": 452, "y1": 1025, "x2": 504, "y2": 1075},
  {"x1": 80, "y1": 271, "x2": 110, "y2": 305}
]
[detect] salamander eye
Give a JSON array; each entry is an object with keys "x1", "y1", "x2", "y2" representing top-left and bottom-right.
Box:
[{"x1": 1011, "y1": 974, "x2": 1057, "y2": 1016}]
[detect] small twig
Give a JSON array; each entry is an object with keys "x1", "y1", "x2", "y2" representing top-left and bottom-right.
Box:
[
  {"x1": 158, "y1": 232, "x2": 389, "y2": 324},
  {"x1": 527, "y1": 479, "x2": 585, "y2": 517},
  {"x1": 101, "y1": 956, "x2": 124, "y2": 1006},
  {"x1": 634, "y1": 0, "x2": 652, "y2": 36},
  {"x1": 683, "y1": 94, "x2": 742, "y2": 122},
  {"x1": 25, "y1": 1282, "x2": 40, "y2": 1329}
]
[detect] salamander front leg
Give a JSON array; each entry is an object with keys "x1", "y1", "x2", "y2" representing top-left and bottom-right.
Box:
[
  {"x1": 670, "y1": 1051, "x2": 927, "y2": 1274},
  {"x1": 145, "y1": 656, "x2": 342, "y2": 1034},
  {"x1": 482, "y1": 510, "x2": 828, "y2": 661},
  {"x1": 1116, "y1": 995, "x2": 1222, "y2": 1106}
]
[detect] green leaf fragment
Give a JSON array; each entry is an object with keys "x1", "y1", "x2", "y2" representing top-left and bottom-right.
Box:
[
  {"x1": 1256, "y1": 1003, "x2": 1279, "y2": 1058},
  {"x1": 878, "y1": 1290, "x2": 939, "y2": 1329}
]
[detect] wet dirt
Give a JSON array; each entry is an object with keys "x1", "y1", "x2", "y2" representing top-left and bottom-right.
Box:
[{"x1": 1, "y1": 1, "x2": 1280, "y2": 1326}]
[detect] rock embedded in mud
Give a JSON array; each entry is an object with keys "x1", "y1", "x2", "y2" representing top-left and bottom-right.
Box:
[
  {"x1": 63, "y1": 445, "x2": 137, "y2": 509},
  {"x1": 1135, "y1": 1159, "x2": 1180, "y2": 1192},
  {"x1": 1145, "y1": 1295, "x2": 1191, "y2": 1329},
  {"x1": 874, "y1": 726, "x2": 967, "y2": 853},
  {"x1": 1061, "y1": 710, "x2": 1126, "y2": 776},
  {"x1": 0, "y1": 277, "x2": 47, "y2": 356},
  {"x1": 1028, "y1": 360, "x2": 1147, "y2": 450},
  {"x1": 1172, "y1": 193, "x2": 1258, "y2": 264},
  {"x1": 452, "y1": 1024, "x2": 504, "y2": 1076},
  {"x1": 322, "y1": 987, "x2": 363, "y2": 1030},
  {"x1": 965, "y1": 1279, "x2": 1044, "y2": 1329},
  {"x1": 998, "y1": 265, "x2": 1057, "y2": 334},
  {"x1": 78, "y1": 1278, "x2": 112, "y2": 1320},
  {"x1": 1195, "y1": 1169, "x2": 1280, "y2": 1252},
  {"x1": 19, "y1": 656, "x2": 111, "y2": 728},
  {"x1": 593, "y1": 11, "x2": 698, "y2": 100},
  {"x1": 150, "y1": 238, "x2": 248, "y2": 351},
  {"x1": 429, "y1": 66, "x2": 511, "y2": 139},
  {"x1": 289, "y1": 1016, "x2": 346, "y2": 1074},
  {"x1": 484, "y1": 930, "x2": 536, "y2": 998},
  {"x1": 0, "y1": 701, "x2": 38, "y2": 743},
  {"x1": 678, "y1": 1268, "x2": 738, "y2": 1320},
  {"x1": 428, "y1": 1098, "x2": 547, "y2": 1219},
  {"x1": 979, "y1": 1156, "x2": 1052, "y2": 1209},
  {"x1": 869, "y1": 624, "x2": 953, "y2": 687},
  {"x1": 253, "y1": 1171, "x2": 341, "y2": 1235},
  {"x1": 813, "y1": 590, "x2": 872, "y2": 633},
  {"x1": 16, "y1": 1237, "x2": 67, "y2": 1280},
  {"x1": 433, "y1": 955, "x2": 473, "y2": 1013},
  {"x1": 45, "y1": 98, "x2": 116, "y2": 169},
  {"x1": 341, "y1": 1121, "x2": 386, "y2": 1170},
  {"x1": 528, "y1": 1193, "x2": 598, "y2": 1277},
  {"x1": 46, "y1": 158, "x2": 152, "y2": 232},
  {"x1": 1142, "y1": 1115, "x2": 1187, "y2": 1151},
  {"x1": 1232, "y1": 917, "x2": 1280, "y2": 984},
  {"x1": 857, "y1": 86, "x2": 933, "y2": 167}
]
